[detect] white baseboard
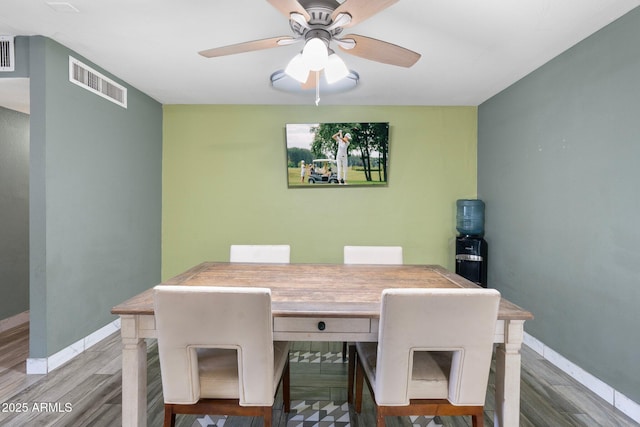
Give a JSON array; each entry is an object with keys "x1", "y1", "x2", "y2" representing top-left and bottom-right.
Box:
[
  {"x1": 26, "y1": 318, "x2": 121, "y2": 375},
  {"x1": 0, "y1": 310, "x2": 29, "y2": 333},
  {"x1": 524, "y1": 332, "x2": 640, "y2": 423}
]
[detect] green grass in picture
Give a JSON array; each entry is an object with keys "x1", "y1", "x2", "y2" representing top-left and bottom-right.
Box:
[{"x1": 287, "y1": 167, "x2": 387, "y2": 187}]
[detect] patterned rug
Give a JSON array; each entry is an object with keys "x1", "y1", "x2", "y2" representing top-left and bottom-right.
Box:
[
  {"x1": 192, "y1": 351, "x2": 443, "y2": 427},
  {"x1": 289, "y1": 350, "x2": 346, "y2": 363}
]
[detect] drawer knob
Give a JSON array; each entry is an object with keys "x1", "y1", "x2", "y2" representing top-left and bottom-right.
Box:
[{"x1": 317, "y1": 321, "x2": 326, "y2": 331}]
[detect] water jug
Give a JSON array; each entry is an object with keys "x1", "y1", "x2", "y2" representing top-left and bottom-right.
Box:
[{"x1": 456, "y1": 199, "x2": 485, "y2": 236}]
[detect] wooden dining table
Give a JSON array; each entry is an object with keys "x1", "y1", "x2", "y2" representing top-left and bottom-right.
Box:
[{"x1": 111, "y1": 262, "x2": 533, "y2": 427}]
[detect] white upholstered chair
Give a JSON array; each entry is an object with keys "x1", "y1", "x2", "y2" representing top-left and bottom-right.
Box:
[
  {"x1": 342, "y1": 245, "x2": 403, "y2": 360},
  {"x1": 349, "y1": 288, "x2": 500, "y2": 427},
  {"x1": 343, "y1": 245, "x2": 403, "y2": 265},
  {"x1": 229, "y1": 244, "x2": 291, "y2": 263},
  {"x1": 154, "y1": 285, "x2": 290, "y2": 427}
]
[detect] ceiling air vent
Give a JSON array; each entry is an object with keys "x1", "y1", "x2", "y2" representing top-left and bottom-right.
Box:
[
  {"x1": 0, "y1": 36, "x2": 15, "y2": 72},
  {"x1": 68, "y1": 56, "x2": 127, "y2": 108}
]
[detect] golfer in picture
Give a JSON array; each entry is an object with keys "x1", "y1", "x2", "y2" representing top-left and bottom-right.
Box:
[{"x1": 333, "y1": 130, "x2": 351, "y2": 184}]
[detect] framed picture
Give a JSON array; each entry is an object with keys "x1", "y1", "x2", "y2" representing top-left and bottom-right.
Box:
[{"x1": 286, "y1": 122, "x2": 390, "y2": 187}]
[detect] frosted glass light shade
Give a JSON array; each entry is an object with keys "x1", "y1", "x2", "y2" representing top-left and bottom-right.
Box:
[
  {"x1": 285, "y1": 53, "x2": 310, "y2": 83},
  {"x1": 271, "y1": 69, "x2": 359, "y2": 95},
  {"x1": 325, "y1": 53, "x2": 349, "y2": 84},
  {"x1": 302, "y1": 37, "x2": 328, "y2": 71}
]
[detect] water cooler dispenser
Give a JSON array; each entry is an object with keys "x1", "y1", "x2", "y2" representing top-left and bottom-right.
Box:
[{"x1": 455, "y1": 199, "x2": 488, "y2": 288}]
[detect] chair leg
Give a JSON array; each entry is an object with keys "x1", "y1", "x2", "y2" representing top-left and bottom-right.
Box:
[
  {"x1": 376, "y1": 407, "x2": 386, "y2": 427},
  {"x1": 354, "y1": 353, "x2": 365, "y2": 413},
  {"x1": 342, "y1": 341, "x2": 348, "y2": 361},
  {"x1": 263, "y1": 407, "x2": 273, "y2": 427},
  {"x1": 472, "y1": 413, "x2": 484, "y2": 427},
  {"x1": 282, "y1": 359, "x2": 291, "y2": 413},
  {"x1": 163, "y1": 404, "x2": 176, "y2": 427},
  {"x1": 347, "y1": 344, "x2": 356, "y2": 404}
]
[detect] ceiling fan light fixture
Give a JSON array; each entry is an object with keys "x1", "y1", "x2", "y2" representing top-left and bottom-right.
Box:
[
  {"x1": 302, "y1": 37, "x2": 328, "y2": 71},
  {"x1": 324, "y1": 52, "x2": 349, "y2": 84},
  {"x1": 284, "y1": 53, "x2": 310, "y2": 83},
  {"x1": 271, "y1": 69, "x2": 359, "y2": 97}
]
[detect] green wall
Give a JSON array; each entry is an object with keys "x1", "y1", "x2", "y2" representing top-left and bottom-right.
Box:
[
  {"x1": 478, "y1": 8, "x2": 640, "y2": 403},
  {"x1": 162, "y1": 105, "x2": 477, "y2": 279},
  {"x1": 0, "y1": 107, "x2": 29, "y2": 320},
  {"x1": 28, "y1": 37, "x2": 163, "y2": 357}
]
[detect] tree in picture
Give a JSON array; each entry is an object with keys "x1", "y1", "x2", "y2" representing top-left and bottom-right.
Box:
[{"x1": 310, "y1": 122, "x2": 389, "y2": 183}]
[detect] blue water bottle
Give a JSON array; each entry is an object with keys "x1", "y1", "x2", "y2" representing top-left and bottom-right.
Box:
[{"x1": 456, "y1": 199, "x2": 485, "y2": 236}]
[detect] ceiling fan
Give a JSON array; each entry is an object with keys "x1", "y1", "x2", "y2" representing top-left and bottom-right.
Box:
[{"x1": 198, "y1": 0, "x2": 421, "y2": 85}]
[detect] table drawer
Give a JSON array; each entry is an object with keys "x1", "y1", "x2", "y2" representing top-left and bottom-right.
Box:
[{"x1": 273, "y1": 317, "x2": 371, "y2": 333}]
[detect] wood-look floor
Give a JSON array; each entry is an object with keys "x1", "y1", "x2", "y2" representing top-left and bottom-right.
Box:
[{"x1": 0, "y1": 322, "x2": 637, "y2": 427}]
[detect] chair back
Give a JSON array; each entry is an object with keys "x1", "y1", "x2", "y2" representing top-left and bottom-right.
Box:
[
  {"x1": 343, "y1": 246, "x2": 403, "y2": 265},
  {"x1": 375, "y1": 288, "x2": 500, "y2": 406},
  {"x1": 154, "y1": 285, "x2": 276, "y2": 405},
  {"x1": 230, "y1": 244, "x2": 290, "y2": 263}
]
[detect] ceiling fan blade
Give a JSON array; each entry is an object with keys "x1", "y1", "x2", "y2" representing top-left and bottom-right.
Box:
[
  {"x1": 266, "y1": 0, "x2": 310, "y2": 21},
  {"x1": 332, "y1": 0, "x2": 399, "y2": 27},
  {"x1": 338, "y1": 34, "x2": 420, "y2": 68},
  {"x1": 198, "y1": 36, "x2": 295, "y2": 58}
]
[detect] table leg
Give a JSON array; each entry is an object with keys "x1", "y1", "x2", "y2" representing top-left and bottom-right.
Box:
[
  {"x1": 121, "y1": 315, "x2": 148, "y2": 427},
  {"x1": 494, "y1": 320, "x2": 524, "y2": 427}
]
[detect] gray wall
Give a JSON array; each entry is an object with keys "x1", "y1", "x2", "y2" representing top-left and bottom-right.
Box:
[
  {"x1": 0, "y1": 36, "x2": 31, "y2": 322},
  {"x1": 0, "y1": 36, "x2": 29, "y2": 78},
  {"x1": 28, "y1": 36, "x2": 162, "y2": 357},
  {"x1": 478, "y1": 7, "x2": 640, "y2": 403},
  {"x1": 0, "y1": 106, "x2": 29, "y2": 320}
]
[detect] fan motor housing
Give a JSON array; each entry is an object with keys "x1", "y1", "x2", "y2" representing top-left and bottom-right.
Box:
[{"x1": 290, "y1": 0, "x2": 343, "y2": 38}]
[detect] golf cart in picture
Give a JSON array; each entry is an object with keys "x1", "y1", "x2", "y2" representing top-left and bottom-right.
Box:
[{"x1": 308, "y1": 159, "x2": 339, "y2": 184}]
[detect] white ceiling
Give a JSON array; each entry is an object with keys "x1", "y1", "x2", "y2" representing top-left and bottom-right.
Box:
[{"x1": 0, "y1": 0, "x2": 638, "y2": 110}]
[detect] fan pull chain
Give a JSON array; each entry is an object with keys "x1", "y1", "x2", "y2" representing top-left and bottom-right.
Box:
[{"x1": 315, "y1": 71, "x2": 320, "y2": 106}]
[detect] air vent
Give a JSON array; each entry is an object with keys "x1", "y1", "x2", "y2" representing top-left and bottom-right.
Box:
[
  {"x1": 68, "y1": 56, "x2": 127, "y2": 108},
  {"x1": 0, "y1": 36, "x2": 15, "y2": 72}
]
